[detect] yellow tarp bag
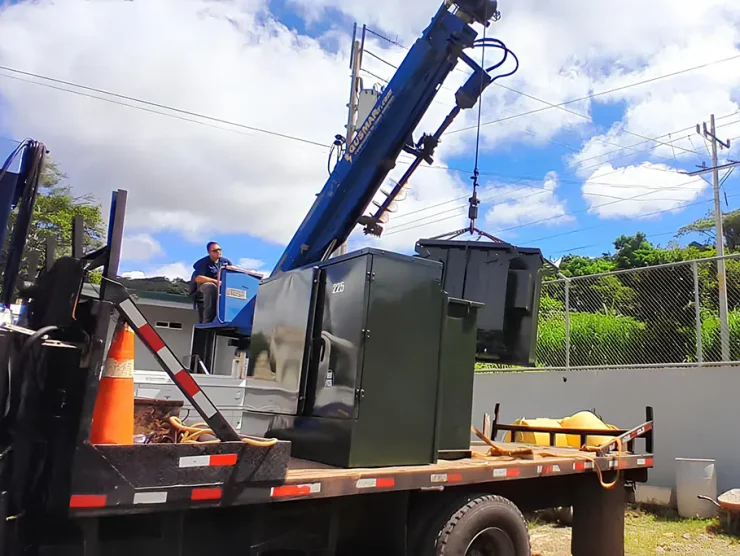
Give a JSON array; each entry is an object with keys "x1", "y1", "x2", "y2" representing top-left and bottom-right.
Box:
[
  {"x1": 502, "y1": 411, "x2": 619, "y2": 449},
  {"x1": 559, "y1": 410, "x2": 619, "y2": 448},
  {"x1": 503, "y1": 418, "x2": 569, "y2": 447}
]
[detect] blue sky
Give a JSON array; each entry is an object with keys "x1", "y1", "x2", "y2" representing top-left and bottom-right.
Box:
[{"x1": 1, "y1": 0, "x2": 739, "y2": 279}]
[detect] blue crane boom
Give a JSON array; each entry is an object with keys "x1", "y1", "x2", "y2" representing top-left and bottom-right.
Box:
[{"x1": 227, "y1": 0, "x2": 518, "y2": 335}]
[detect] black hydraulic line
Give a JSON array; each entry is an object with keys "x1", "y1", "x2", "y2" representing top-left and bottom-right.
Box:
[
  {"x1": 2, "y1": 142, "x2": 46, "y2": 308},
  {"x1": 367, "y1": 106, "x2": 462, "y2": 224}
]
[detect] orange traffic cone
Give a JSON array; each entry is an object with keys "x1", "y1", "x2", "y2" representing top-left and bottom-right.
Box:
[{"x1": 89, "y1": 317, "x2": 135, "y2": 444}]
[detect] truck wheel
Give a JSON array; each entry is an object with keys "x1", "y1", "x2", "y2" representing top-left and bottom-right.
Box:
[{"x1": 421, "y1": 494, "x2": 530, "y2": 556}]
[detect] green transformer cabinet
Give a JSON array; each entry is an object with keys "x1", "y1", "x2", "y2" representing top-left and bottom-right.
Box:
[
  {"x1": 436, "y1": 297, "x2": 484, "y2": 459},
  {"x1": 253, "y1": 249, "x2": 449, "y2": 468},
  {"x1": 415, "y1": 239, "x2": 545, "y2": 366}
]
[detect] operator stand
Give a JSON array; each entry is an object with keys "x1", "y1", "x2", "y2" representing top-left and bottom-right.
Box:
[{"x1": 189, "y1": 266, "x2": 262, "y2": 376}]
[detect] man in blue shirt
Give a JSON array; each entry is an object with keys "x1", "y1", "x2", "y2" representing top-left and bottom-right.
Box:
[{"x1": 189, "y1": 241, "x2": 232, "y2": 323}]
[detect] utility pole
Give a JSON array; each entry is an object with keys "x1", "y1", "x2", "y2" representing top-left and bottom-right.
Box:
[
  {"x1": 334, "y1": 23, "x2": 366, "y2": 258},
  {"x1": 697, "y1": 114, "x2": 732, "y2": 361}
]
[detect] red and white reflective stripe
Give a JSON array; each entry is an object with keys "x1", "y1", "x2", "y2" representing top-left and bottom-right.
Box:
[
  {"x1": 356, "y1": 477, "x2": 395, "y2": 489},
  {"x1": 133, "y1": 491, "x2": 168, "y2": 505},
  {"x1": 173, "y1": 370, "x2": 218, "y2": 418},
  {"x1": 119, "y1": 298, "x2": 169, "y2": 365},
  {"x1": 430, "y1": 473, "x2": 463, "y2": 484},
  {"x1": 191, "y1": 487, "x2": 222, "y2": 501},
  {"x1": 179, "y1": 454, "x2": 238, "y2": 468},
  {"x1": 574, "y1": 461, "x2": 594, "y2": 471},
  {"x1": 69, "y1": 494, "x2": 107, "y2": 509},
  {"x1": 119, "y1": 298, "x2": 220, "y2": 421},
  {"x1": 537, "y1": 464, "x2": 562, "y2": 474},
  {"x1": 637, "y1": 457, "x2": 654, "y2": 467},
  {"x1": 271, "y1": 483, "x2": 321, "y2": 498},
  {"x1": 119, "y1": 298, "x2": 147, "y2": 328},
  {"x1": 492, "y1": 467, "x2": 520, "y2": 479}
]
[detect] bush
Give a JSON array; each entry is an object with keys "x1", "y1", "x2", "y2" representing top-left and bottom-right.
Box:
[
  {"x1": 699, "y1": 308, "x2": 740, "y2": 361},
  {"x1": 536, "y1": 311, "x2": 646, "y2": 367}
]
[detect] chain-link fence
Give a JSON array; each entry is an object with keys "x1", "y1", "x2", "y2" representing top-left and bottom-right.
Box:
[{"x1": 535, "y1": 254, "x2": 740, "y2": 369}]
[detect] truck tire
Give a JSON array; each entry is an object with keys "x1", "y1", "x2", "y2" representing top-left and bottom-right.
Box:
[{"x1": 420, "y1": 494, "x2": 530, "y2": 556}]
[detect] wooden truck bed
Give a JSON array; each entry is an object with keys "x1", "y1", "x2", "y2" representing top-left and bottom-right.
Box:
[
  {"x1": 66, "y1": 424, "x2": 653, "y2": 518},
  {"x1": 272, "y1": 442, "x2": 653, "y2": 501}
]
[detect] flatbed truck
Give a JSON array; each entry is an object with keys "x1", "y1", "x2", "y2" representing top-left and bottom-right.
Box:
[
  {"x1": 0, "y1": 1, "x2": 654, "y2": 554},
  {"x1": 0, "y1": 230, "x2": 655, "y2": 554}
]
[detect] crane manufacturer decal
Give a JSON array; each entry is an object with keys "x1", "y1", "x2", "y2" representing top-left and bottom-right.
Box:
[{"x1": 344, "y1": 89, "x2": 395, "y2": 163}]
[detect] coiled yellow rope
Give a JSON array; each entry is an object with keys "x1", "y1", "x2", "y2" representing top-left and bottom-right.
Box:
[{"x1": 168, "y1": 416, "x2": 278, "y2": 447}]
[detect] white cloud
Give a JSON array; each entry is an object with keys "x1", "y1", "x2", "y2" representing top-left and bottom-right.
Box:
[
  {"x1": 121, "y1": 270, "x2": 146, "y2": 279},
  {"x1": 0, "y1": 0, "x2": 351, "y2": 245},
  {"x1": 237, "y1": 257, "x2": 269, "y2": 275},
  {"x1": 1, "y1": 0, "x2": 739, "y2": 255},
  {"x1": 293, "y1": 0, "x2": 740, "y2": 165},
  {"x1": 120, "y1": 233, "x2": 163, "y2": 262},
  {"x1": 150, "y1": 262, "x2": 191, "y2": 281},
  {"x1": 483, "y1": 171, "x2": 574, "y2": 233},
  {"x1": 123, "y1": 262, "x2": 191, "y2": 281},
  {"x1": 581, "y1": 162, "x2": 709, "y2": 219}
]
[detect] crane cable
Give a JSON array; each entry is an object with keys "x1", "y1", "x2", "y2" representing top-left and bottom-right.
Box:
[{"x1": 467, "y1": 22, "x2": 486, "y2": 234}]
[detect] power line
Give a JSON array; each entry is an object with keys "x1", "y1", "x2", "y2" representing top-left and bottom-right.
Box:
[
  {"x1": 363, "y1": 42, "x2": 707, "y2": 166},
  {"x1": 385, "y1": 175, "x2": 708, "y2": 237},
  {"x1": 490, "y1": 81, "x2": 704, "y2": 158},
  {"x1": 391, "y1": 129, "x2": 740, "y2": 229},
  {"x1": 387, "y1": 157, "x2": 715, "y2": 223},
  {"x1": 526, "y1": 192, "x2": 740, "y2": 247},
  {"x1": 1, "y1": 60, "x2": 725, "y2": 231},
  {"x1": 4, "y1": 58, "x2": 730, "y2": 190},
  {"x1": 394, "y1": 117, "x2": 740, "y2": 186},
  {"x1": 0, "y1": 62, "x2": 706, "y2": 206},
  {"x1": 364, "y1": 42, "x2": 740, "y2": 176},
  {"x1": 547, "y1": 225, "x2": 711, "y2": 257},
  {"x1": 3, "y1": 59, "x2": 737, "y2": 236},
  {"x1": 362, "y1": 47, "x2": 674, "y2": 169},
  {"x1": 387, "y1": 142, "x2": 722, "y2": 225},
  {"x1": 572, "y1": 117, "x2": 740, "y2": 175},
  {"x1": 364, "y1": 27, "x2": 406, "y2": 50},
  {"x1": 0, "y1": 65, "x2": 331, "y2": 150},
  {"x1": 447, "y1": 53, "x2": 740, "y2": 136}
]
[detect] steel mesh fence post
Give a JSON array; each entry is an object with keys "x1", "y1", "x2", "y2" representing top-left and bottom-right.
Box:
[
  {"x1": 564, "y1": 276, "x2": 571, "y2": 370},
  {"x1": 693, "y1": 260, "x2": 703, "y2": 364},
  {"x1": 535, "y1": 278, "x2": 567, "y2": 368}
]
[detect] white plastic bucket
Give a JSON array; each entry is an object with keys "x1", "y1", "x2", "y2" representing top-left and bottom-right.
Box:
[{"x1": 675, "y1": 458, "x2": 718, "y2": 518}]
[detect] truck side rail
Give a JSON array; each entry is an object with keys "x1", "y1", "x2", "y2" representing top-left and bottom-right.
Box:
[
  {"x1": 67, "y1": 411, "x2": 654, "y2": 517},
  {"x1": 487, "y1": 403, "x2": 654, "y2": 457}
]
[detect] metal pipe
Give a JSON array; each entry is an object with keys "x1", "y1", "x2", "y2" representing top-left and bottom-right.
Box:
[
  {"x1": 692, "y1": 260, "x2": 703, "y2": 364},
  {"x1": 519, "y1": 361, "x2": 740, "y2": 371},
  {"x1": 541, "y1": 252, "x2": 740, "y2": 284},
  {"x1": 555, "y1": 272, "x2": 571, "y2": 370}
]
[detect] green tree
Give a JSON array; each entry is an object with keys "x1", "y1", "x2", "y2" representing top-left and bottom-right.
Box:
[
  {"x1": 2, "y1": 157, "x2": 105, "y2": 283},
  {"x1": 559, "y1": 255, "x2": 616, "y2": 277},
  {"x1": 612, "y1": 232, "x2": 658, "y2": 269},
  {"x1": 675, "y1": 208, "x2": 740, "y2": 252}
]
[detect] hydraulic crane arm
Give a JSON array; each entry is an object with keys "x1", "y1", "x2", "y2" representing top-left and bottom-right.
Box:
[
  {"x1": 229, "y1": 0, "x2": 518, "y2": 334},
  {"x1": 272, "y1": 0, "x2": 514, "y2": 275}
]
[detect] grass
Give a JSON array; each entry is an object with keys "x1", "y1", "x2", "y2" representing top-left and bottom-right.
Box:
[{"x1": 528, "y1": 505, "x2": 740, "y2": 555}]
